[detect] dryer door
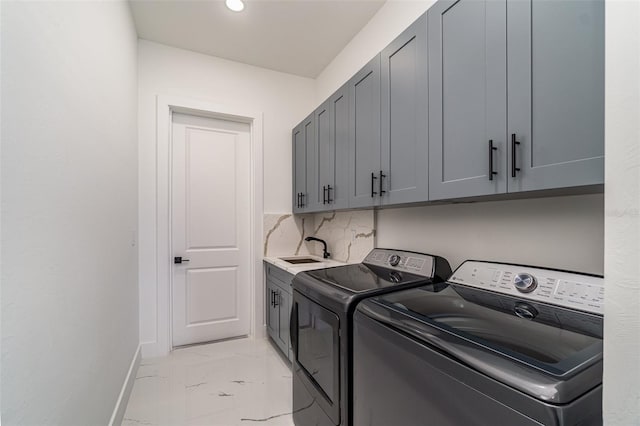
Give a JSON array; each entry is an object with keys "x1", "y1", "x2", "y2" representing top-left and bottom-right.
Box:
[{"x1": 291, "y1": 290, "x2": 340, "y2": 424}]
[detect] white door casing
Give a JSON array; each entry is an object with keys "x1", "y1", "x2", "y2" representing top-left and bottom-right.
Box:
[
  {"x1": 171, "y1": 113, "x2": 251, "y2": 347},
  {"x1": 147, "y1": 95, "x2": 264, "y2": 359}
]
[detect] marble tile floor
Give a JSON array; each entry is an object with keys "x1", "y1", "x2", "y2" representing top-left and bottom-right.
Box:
[{"x1": 122, "y1": 337, "x2": 294, "y2": 426}]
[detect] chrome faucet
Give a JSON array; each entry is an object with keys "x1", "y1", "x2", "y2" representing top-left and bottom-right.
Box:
[{"x1": 305, "y1": 236, "x2": 331, "y2": 259}]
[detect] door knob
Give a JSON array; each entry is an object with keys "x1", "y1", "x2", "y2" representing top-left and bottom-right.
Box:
[{"x1": 174, "y1": 256, "x2": 190, "y2": 264}]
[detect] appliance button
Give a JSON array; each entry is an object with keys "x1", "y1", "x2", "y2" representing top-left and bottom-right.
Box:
[
  {"x1": 389, "y1": 271, "x2": 403, "y2": 283},
  {"x1": 514, "y1": 273, "x2": 537, "y2": 293},
  {"x1": 514, "y1": 303, "x2": 538, "y2": 320}
]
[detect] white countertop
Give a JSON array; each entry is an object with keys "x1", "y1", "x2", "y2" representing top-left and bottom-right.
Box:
[{"x1": 263, "y1": 255, "x2": 347, "y2": 275}]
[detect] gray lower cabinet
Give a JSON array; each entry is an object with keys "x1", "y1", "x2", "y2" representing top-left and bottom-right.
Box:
[
  {"x1": 266, "y1": 280, "x2": 279, "y2": 339},
  {"x1": 507, "y1": 0, "x2": 604, "y2": 192},
  {"x1": 348, "y1": 54, "x2": 382, "y2": 209},
  {"x1": 292, "y1": 113, "x2": 316, "y2": 213},
  {"x1": 381, "y1": 13, "x2": 429, "y2": 205},
  {"x1": 265, "y1": 263, "x2": 293, "y2": 361},
  {"x1": 428, "y1": 0, "x2": 603, "y2": 201},
  {"x1": 428, "y1": 0, "x2": 508, "y2": 201},
  {"x1": 314, "y1": 84, "x2": 349, "y2": 210}
]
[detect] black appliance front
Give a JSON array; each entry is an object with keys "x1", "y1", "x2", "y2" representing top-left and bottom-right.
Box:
[
  {"x1": 291, "y1": 290, "x2": 341, "y2": 425},
  {"x1": 353, "y1": 281, "x2": 604, "y2": 425},
  {"x1": 291, "y1": 249, "x2": 452, "y2": 426}
]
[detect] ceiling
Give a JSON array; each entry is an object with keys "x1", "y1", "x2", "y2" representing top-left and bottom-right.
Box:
[{"x1": 129, "y1": 0, "x2": 386, "y2": 78}]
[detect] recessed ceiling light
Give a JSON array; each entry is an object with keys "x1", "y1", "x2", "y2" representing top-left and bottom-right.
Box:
[{"x1": 225, "y1": 0, "x2": 245, "y2": 12}]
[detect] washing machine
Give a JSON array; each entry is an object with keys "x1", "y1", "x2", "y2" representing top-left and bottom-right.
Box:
[{"x1": 353, "y1": 260, "x2": 604, "y2": 426}]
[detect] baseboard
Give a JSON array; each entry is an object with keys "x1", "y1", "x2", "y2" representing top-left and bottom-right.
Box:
[{"x1": 108, "y1": 344, "x2": 141, "y2": 426}]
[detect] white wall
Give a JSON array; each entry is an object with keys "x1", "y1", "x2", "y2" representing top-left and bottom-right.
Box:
[
  {"x1": 138, "y1": 40, "x2": 315, "y2": 356},
  {"x1": 377, "y1": 195, "x2": 604, "y2": 274},
  {"x1": 603, "y1": 1, "x2": 640, "y2": 424},
  {"x1": 315, "y1": 0, "x2": 434, "y2": 104},
  {"x1": 1, "y1": 2, "x2": 139, "y2": 425}
]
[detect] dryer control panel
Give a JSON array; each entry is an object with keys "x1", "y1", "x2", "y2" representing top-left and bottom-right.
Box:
[
  {"x1": 363, "y1": 249, "x2": 435, "y2": 278},
  {"x1": 449, "y1": 261, "x2": 604, "y2": 315}
]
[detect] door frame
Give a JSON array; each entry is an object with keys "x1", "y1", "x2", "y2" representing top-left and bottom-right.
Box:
[{"x1": 154, "y1": 95, "x2": 264, "y2": 356}]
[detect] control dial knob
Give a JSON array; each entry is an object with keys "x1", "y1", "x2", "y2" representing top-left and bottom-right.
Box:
[
  {"x1": 388, "y1": 254, "x2": 401, "y2": 267},
  {"x1": 513, "y1": 273, "x2": 537, "y2": 293}
]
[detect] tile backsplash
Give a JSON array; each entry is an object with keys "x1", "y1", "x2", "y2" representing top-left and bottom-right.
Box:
[{"x1": 263, "y1": 210, "x2": 375, "y2": 263}]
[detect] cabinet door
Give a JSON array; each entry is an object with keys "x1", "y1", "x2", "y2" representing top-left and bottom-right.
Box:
[
  {"x1": 348, "y1": 54, "x2": 382, "y2": 209},
  {"x1": 507, "y1": 0, "x2": 604, "y2": 192},
  {"x1": 302, "y1": 113, "x2": 317, "y2": 211},
  {"x1": 302, "y1": 113, "x2": 318, "y2": 212},
  {"x1": 278, "y1": 289, "x2": 291, "y2": 360},
  {"x1": 292, "y1": 114, "x2": 316, "y2": 212},
  {"x1": 428, "y1": 0, "x2": 507, "y2": 201},
  {"x1": 314, "y1": 98, "x2": 333, "y2": 211},
  {"x1": 381, "y1": 13, "x2": 429, "y2": 205},
  {"x1": 266, "y1": 281, "x2": 279, "y2": 340},
  {"x1": 331, "y1": 85, "x2": 350, "y2": 210},
  {"x1": 292, "y1": 123, "x2": 306, "y2": 213}
]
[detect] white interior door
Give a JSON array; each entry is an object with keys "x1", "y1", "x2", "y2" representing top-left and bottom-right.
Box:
[{"x1": 171, "y1": 112, "x2": 251, "y2": 347}]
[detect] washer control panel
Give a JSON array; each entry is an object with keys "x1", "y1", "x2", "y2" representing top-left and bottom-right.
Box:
[
  {"x1": 449, "y1": 261, "x2": 604, "y2": 315},
  {"x1": 363, "y1": 249, "x2": 435, "y2": 278}
]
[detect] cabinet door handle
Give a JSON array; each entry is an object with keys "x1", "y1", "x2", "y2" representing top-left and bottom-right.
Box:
[
  {"x1": 379, "y1": 171, "x2": 386, "y2": 196},
  {"x1": 371, "y1": 172, "x2": 378, "y2": 198},
  {"x1": 489, "y1": 140, "x2": 498, "y2": 181},
  {"x1": 511, "y1": 134, "x2": 521, "y2": 178},
  {"x1": 327, "y1": 185, "x2": 333, "y2": 204},
  {"x1": 300, "y1": 193, "x2": 305, "y2": 207},
  {"x1": 323, "y1": 185, "x2": 327, "y2": 204},
  {"x1": 274, "y1": 290, "x2": 280, "y2": 307}
]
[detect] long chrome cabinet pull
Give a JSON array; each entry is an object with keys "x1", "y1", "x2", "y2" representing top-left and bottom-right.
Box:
[
  {"x1": 379, "y1": 171, "x2": 386, "y2": 195},
  {"x1": 511, "y1": 134, "x2": 521, "y2": 178},
  {"x1": 489, "y1": 140, "x2": 498, "y2": 181}
]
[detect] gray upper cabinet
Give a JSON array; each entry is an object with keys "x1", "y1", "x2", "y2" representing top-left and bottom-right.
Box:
[
  {"x1": 428, "y1": 0, "x2": 508, "y2": 201},
  {"x1": 292, "y1": 113, "x2": 316, "y2": 213},
  {"x1": 292, "y1": 123, "x2": 305, "y2": 213},
  {"x1": 314, "y1": 84, "x2": 349, "y2": 211},
  {"x1": 295, "y1": 0, "x2": 603, "y2": 210},
  {"x1": 507, "y1": 0, "x2": 604, "y2": 192},
  {"x1": 348, "y1": 54, "x2": 382, "y2": 209},
  {"x1": 381, "y1": 13, "x2": 429, "y2": 205}
]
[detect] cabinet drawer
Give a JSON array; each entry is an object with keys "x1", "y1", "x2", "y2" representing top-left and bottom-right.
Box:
[{"x1": 265, "y1": 263, "x2": 294, "y2": 292}]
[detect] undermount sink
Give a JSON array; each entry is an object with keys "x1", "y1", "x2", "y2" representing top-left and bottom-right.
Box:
[{"x1": 280, "y1": 257, "x2": 322, "y2": 264}]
